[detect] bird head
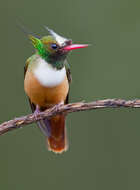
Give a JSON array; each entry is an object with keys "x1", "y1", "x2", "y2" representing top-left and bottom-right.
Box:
[{"x1": 29, "y1": 27, "x2": 89, "y2": 69}]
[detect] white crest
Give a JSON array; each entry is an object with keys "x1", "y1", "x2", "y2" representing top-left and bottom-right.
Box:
[{"x1": 45, "y1": 26, "x2": 69, "y2": 46}]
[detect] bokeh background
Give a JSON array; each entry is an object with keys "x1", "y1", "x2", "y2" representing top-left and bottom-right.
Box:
[{"x1": 0, "y1": 0, "x2": 140, "y2": 189}]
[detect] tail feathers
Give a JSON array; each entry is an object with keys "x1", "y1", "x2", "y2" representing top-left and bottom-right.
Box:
[
  {"x1": 37, "y1": 114, "x2": 68, "y2": 153},
  {"x1": 47, "y1": 115, "x2": 68, "y2": 153}
]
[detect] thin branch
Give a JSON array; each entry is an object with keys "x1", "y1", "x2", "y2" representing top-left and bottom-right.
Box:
[{"x1": 0, "y1": 98, "x2": 140, "y2": 135}]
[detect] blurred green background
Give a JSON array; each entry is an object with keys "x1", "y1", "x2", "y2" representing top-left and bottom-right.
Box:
[{"x1": 0, "y1": 0, "x2": 140, "y2": 189}]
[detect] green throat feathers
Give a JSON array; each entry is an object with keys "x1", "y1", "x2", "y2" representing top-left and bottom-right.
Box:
[{"x1": 29, "y1": 35, "x2": 67, "y2": 70}]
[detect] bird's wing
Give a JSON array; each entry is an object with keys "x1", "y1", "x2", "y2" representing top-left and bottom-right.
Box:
[
  {"x1": 24, "y1": 56, "x2": 36, "y2": 112},
  {"x1": 65, "y1": 60, "x2": 72, "y2": 104},
  {"x1": 24, "y1": 59, "x2": 29, "y2": 77}
]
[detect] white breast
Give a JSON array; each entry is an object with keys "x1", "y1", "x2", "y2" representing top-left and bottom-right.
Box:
[{"x1": 33, "y1": 58, "x2": 66, "y2": 87}]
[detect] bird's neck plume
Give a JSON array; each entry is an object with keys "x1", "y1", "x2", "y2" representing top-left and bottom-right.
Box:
[{"x1": 29, "y1": 35, "x2": 48, "y2": 59}]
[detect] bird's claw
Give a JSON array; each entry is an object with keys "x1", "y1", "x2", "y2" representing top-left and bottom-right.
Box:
[{"x1": 33, "y1": 105, "x2": 40, "y2": 121}]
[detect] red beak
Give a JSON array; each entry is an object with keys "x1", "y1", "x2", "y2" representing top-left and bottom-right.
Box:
[{"x1": 63, "y1": 44, "x2": 89, "y2": 51}]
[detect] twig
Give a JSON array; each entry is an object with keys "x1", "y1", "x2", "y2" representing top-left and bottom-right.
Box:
[{"x1": 0, "y1": 98, "x2": 140, "y2": 135}]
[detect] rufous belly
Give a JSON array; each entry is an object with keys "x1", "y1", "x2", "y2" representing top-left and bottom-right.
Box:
[{"x1": 24, "y1": 70, "x2": 69, "y2": 107}]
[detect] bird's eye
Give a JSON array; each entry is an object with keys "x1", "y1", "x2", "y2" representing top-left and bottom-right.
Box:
[{"x1": 51, "y1": 43, "x2": 58, "y2": 50}]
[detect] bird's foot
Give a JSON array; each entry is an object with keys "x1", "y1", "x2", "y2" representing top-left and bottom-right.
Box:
[
  {"x1": 33, "y1": 105, "x2": 40, "y2": 121},
  {"x1": 55, "y1": 102, "x2": 64, "y2": 111},
  {"x1": 33, "y1": 105, "x2": 50, "y2": 137}
]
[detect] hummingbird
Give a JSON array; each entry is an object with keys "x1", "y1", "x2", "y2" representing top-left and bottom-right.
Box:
[{"x1": 24, "y1": 27, "x2": 88, "y2": 153}]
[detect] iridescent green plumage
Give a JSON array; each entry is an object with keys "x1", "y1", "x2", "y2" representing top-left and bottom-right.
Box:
[{"x1": 29, "y1": 35, "x2": 48, "y2": 59}]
